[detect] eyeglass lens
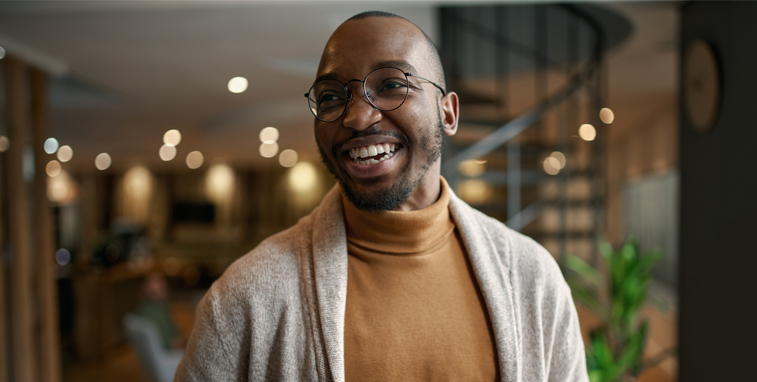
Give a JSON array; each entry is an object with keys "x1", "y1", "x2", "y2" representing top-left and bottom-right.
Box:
[{"x1": 307, "y1": 67, "x2": 410, "y2": 122}]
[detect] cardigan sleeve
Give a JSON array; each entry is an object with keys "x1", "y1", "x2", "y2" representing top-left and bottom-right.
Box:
[
  {"x1": 545, "y1": 279, "x2": 589, "y2": 382},
  {"x1": 174, "y1": 285, "x2": 250, "y2": 382}
]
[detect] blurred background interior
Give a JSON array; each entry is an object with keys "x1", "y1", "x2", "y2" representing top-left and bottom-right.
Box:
[{"x1": 0, "y1": 1, "x2": 754, "y2": 381}]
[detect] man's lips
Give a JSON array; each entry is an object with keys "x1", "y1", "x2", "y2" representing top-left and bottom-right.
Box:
[
  {"x1": 342, "y1": 145, "x2": 403, "y2": 178},
  {"x1": 340, "y1": 135, "x2": 403, "y2": 153}
]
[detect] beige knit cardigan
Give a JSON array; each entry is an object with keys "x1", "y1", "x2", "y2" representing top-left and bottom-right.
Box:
[{"x1": 174, "y1": 185, "x2": 588, "y2": 382}]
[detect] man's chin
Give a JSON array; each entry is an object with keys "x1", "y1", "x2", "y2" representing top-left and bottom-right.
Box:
[{"x1": 340, "y1": 179, "x2": 412, "y2": 212}]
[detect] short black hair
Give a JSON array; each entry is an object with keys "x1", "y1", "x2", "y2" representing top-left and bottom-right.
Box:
[{"x1": 347, "y1": 11, "x2": 446, "y2": 93}]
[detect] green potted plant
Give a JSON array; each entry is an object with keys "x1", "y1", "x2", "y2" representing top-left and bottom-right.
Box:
[{"x1": 564, "y1": 238, "x2": 665, "y2": 382}]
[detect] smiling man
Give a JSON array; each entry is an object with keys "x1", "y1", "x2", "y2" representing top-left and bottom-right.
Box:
[{"x1": 176, "y1": 11, "x2": 587, "y2": 382}]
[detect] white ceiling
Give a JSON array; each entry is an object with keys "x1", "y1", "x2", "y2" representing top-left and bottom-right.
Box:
[{"x1": 0, "y1": 0, "x2": 679, "y2": 172}]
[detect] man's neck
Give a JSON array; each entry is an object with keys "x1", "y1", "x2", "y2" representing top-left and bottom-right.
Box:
[{"x1": 393, "y1": 165, "x2": 443, "y2": 212}]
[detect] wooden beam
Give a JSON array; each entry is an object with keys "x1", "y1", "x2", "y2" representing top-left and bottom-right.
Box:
[
  {"x1": 0, "y1": 115, "x2": 8, "y2": 382},
  {"x1": 30, "y1": 67, "x2": 61, "y2": 382},
  {"x1": 4, "y1": 56, "x2": 36, "y2": 382}
]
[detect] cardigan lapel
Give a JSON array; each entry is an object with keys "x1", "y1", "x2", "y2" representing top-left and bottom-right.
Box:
[
  {"x1": 449, "y1": 191, "x2": 521, "y2": 382},
  {"x1": 310, "y1": 185, "x2": 349, "y2": 382}
]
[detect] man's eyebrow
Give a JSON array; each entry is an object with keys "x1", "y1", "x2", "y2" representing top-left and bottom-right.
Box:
[
  {"x1": 313, "y1": 61, "x2": 419, "y2": 84},
  {"x1": 375, "y1": 60, "x2": 416, "y2": 73},
  {"x1": 314, "y1": 72, "x2": 340, "y2": 84}
]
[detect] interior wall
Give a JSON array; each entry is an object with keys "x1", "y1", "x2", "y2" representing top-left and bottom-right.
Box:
[{"x1": 679, "y1": 2, "x2": 757, "y2": 380}]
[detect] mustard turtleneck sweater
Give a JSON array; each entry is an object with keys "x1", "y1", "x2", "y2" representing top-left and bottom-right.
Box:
[{"x1": 342, "y1": 178, "x2": 499, "y2": 382}]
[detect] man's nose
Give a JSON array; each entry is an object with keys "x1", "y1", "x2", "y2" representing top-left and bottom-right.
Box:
[{"x1": 342, "y1": 85, "x2": 381, "y2": 131}]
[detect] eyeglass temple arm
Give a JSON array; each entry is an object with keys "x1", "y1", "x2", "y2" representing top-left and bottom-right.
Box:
[{"x1": 406, "y1": 73, "x2": 446, "y2": 96}]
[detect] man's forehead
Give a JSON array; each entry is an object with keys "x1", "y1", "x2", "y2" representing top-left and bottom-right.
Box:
[{"x1": 316, "y1": 17, "x2": 429, "y2": 80}]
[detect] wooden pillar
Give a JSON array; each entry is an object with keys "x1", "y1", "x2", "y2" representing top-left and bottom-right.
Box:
[
  {"x1": 30, "y1": 67, "x2": 61, "y2": 382},
  {"x1": 0, "y1": 111, "x2": 8, "y2": 382},
  {"x1": 4, "y1": 56, "x2": 37, "y2": 382}
]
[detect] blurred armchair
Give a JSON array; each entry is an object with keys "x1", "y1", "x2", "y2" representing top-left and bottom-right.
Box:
[{"x1": 124, "y1": 313, "x2": 184, "y2": 382}]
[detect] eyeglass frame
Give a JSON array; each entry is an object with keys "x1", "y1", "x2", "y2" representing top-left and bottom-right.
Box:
[{"x1": 304, "y1": 66, "x2": 446, "y2": 123}]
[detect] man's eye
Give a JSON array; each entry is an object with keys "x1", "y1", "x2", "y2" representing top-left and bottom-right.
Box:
[
  {"x1": 319, "y1": 93, "x2": 343, "y2": 103},
  {"x1": 380, "y1": 80, "x2": 408, "y2": 92}
]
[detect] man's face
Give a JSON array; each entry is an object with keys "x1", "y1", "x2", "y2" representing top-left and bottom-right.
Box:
[{"x1": 313, "y1": 17, "x2": 448, "y2": 211}]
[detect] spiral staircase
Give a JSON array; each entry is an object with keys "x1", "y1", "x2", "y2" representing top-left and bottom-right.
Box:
[{"x1": 439, "y1": 4, "x2": 631, "y2": 264}]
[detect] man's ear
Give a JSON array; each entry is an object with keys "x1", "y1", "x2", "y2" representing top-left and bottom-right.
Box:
[{"x1": 440, "y1": 91, "x2": 459, "y2": 137}]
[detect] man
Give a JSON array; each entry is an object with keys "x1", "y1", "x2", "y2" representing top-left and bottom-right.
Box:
[{"x1": 176, "y1": 11, "x2": 587, "y2": 382}]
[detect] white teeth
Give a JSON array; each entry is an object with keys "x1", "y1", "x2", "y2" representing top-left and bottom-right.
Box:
[{"x1": 349, "y1": 143, "x2": 400, "y2": 165}]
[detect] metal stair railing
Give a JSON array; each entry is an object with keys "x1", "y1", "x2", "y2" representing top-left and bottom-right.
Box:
[{"x1": 439, "y1": 4, "x2": 606, "y2": 262}]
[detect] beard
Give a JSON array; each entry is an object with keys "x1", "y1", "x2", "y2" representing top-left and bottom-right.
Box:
[{"x1": 318, "y1": 110, "x2": 446, "y2": 212}]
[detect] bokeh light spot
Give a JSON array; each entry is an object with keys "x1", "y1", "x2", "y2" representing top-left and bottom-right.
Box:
[
  {"x1": 186, "y1": 151, "x2": 204, "y2": 169},
  {"x1": 279, "y1": 149, "x2": 298, "y2": 167},
  {"x1": 228, "y1": 77, "x2": 248, "y2": 93},
  {"x1": 44, "y1": 137, "x2": 59, "y2": 154},
  {"x1": 95, "y1": 153, "x2": 111, "y2": 170},
  {"x1": 579, "y1": 124, "x2": 597, "y2": 141},
  {"x1": 46, "y1": 160, "x2": 61, "y2": 177},
  {"x1": 57, "y1": 145, "x2": 73, "y2": 162}
]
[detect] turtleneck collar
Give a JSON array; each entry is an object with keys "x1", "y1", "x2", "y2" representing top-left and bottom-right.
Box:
[{"x1": 342, "y1": 177, "x2": 455, "y2": 255}]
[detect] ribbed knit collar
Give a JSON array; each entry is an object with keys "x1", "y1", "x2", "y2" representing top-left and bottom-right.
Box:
[{"x1": 342, "y1": 177, "x2": 454, "y2": 255}]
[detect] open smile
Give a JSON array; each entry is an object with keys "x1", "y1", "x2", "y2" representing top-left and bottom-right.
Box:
[
  {"x1": 347, "y1": 143, "x2": 400, "y2": 165},
  {"x1": 340, "y1": 141, "x2": 405, "y2": 178}
]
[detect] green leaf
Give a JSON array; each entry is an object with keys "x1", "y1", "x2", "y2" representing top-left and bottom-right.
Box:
[
  {"x1": 569, "y1": 284, "x2": 607, "y2": 320},
  {"x1": 565, "y1": 255, "x2": 604, "y2": 289},
  {"x1": 598, "y1": 239, "x2": 614, "y2": 261}
]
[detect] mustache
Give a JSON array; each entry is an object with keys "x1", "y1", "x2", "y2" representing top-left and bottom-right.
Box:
[{"x1": 331, "y1": 126, "x2": 409, "y2": 156}]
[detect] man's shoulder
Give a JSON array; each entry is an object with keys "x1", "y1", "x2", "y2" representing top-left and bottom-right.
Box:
[{"x1": 208, "y1": 214, "x2": 313, "y2": 305}]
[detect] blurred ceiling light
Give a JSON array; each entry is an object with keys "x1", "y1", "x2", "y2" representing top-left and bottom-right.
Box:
[
  {"x1": 163, "y1": 129, "x2": 182, "y2": 146},
  {"x1": 227, "y1": 77, "x2": 248, "y2": 93},
  {"x1": 543, "y1": 157, "x2": 560, "y2": 175},
  {"x1": 579, "y1": 123, "x2": 597, "y2": 141},
  {"x1": 459, "y1": 159, "x2": 485, "y2": 177},
  {"x1": 95, "y1": 153, "x2": 111, "y2": 170},
  {"x1": 205, "y1": 163, "x2": 234, "y2": 204},
  {"x1": 259, "y1": 126, "x2": 279, "y2": 143},
  {"x1": 55, "y1": 248, "x2": 71, "y2": 266},
  {"x1": 457, "y1": 179, "x2": 491, "y2": 205},
  {"x1": 0, "y1": 46, "x2": 5, "y2": 59},
  {"x1": 57, "y1": 145, "x2": 73, "y2": 162},
  {"x1": 124, "y1": 166, "x2": 152, "y2": 200},
  {"x1": 550, "y1": 151, "x2": 566, "y2": 169},
  {"x1": 47, "y1": 170, "x2": 77, "y2": 204},
  {"x1": 473, "y1": 159, "x2": 488, "y2": 164},
  {"x1": 159, "y1": 144, "x2": 177, "y2": 161},
  {"x1": 600, "y1": 108, "x2": 615, "y2": 124},
  {"x1": 259, "y1": 141, "x2": 279, "y2": 158},
  {"x1": 44, "y1": 137, "x2": 59, "y2": 154},
  {"x1": 288, "y1": 161, "x2": 318, "y2": 193},
  {"x1": 46, "y1": 160, "x2": 61, "y2": 177},
  {"x1": 0, "y1": 136, "x2": 9, "y2": 152},
  {"x1": 279, "y1": 149, "x2": 298, "y2": 167},
  {"x1": 186, "y1": 151, "x2": 204, "y2": 169}
]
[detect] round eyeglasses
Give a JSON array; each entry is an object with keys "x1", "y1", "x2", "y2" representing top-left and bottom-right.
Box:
[{"x1": 305, "y1": 67, "x2": 446, "y2": 123}]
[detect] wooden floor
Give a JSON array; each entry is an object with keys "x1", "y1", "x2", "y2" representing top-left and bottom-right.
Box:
[{"x1": 63, "y1": 345, "x2": 148, "y2": 382}]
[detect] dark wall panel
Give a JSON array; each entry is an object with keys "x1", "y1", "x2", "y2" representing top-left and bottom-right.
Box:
[{"x1": 679, "y1": 2, "x2": 757, "y2": 381}]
